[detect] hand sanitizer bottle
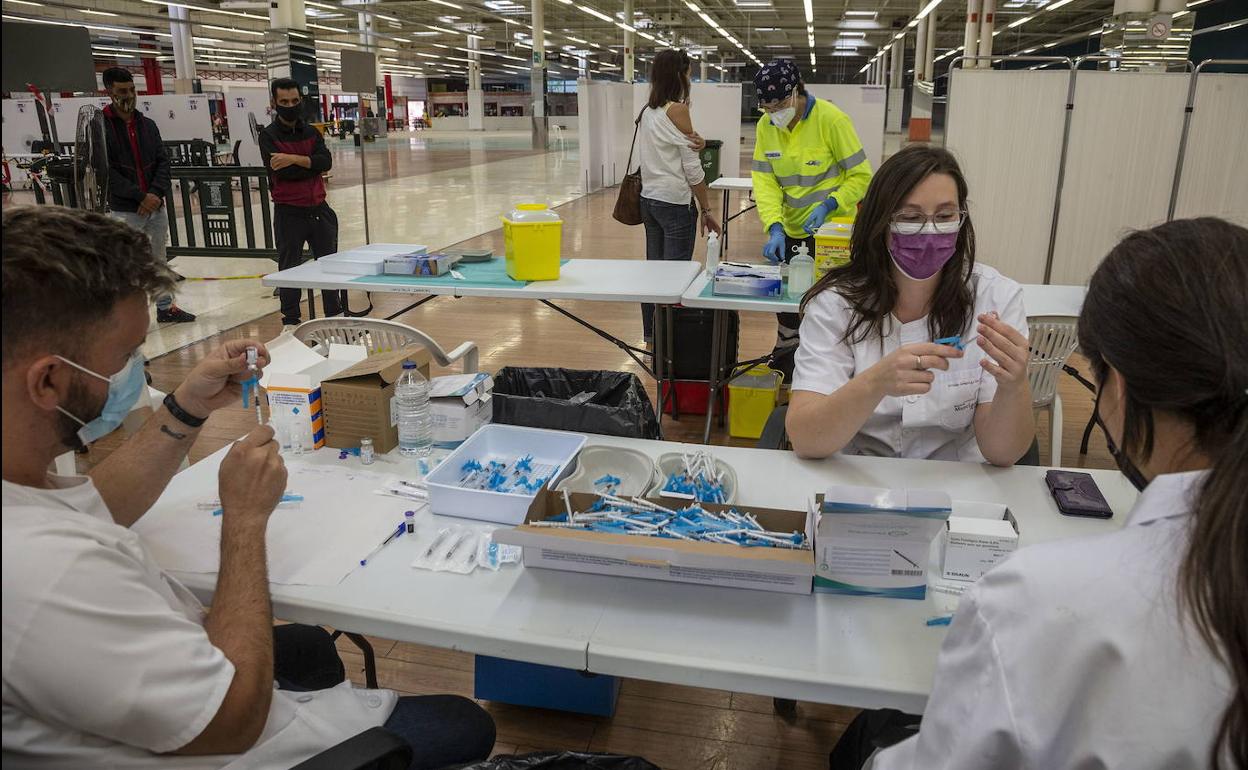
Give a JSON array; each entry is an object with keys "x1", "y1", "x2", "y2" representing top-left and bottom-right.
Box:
[{"x1": 788, "y1": 242, "x2": 815, "y2": 296}]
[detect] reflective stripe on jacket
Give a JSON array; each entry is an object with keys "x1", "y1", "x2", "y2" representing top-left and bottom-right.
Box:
[{"x1": 751, "y1": 97, "x2": 872, "y2": 237}]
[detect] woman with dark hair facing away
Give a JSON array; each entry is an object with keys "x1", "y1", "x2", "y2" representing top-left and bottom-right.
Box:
[
  {"x1": 637, "y1": 48, "x2": 721, "y2": 345},
  {"x1": 842, "y1": 217, "x2": 1247, "y2": 770},
  {"x1": 786, "y1": 145, "x2": 1035, "y2": 465}
]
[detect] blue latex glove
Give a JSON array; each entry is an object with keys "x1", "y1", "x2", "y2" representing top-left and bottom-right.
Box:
[
  {"x1": 803, "y1": 199, "x2": 836, "y2": 235},
  {"x1": 763, "y1": 223, "x2": 786, "y2": 264}
]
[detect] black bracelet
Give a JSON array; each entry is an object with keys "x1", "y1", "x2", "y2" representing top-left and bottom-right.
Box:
[{"x1": 163, "y1": 392, "x2": 207, "y2": 428}]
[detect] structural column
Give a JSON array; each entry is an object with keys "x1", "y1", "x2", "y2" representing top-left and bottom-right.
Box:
[
  {"x1": 887, "y1": 36, "x2": 905, "y2": 132},
  {"x1": 623, "y1": 0, "x2": 635, "y2": 82},
  {"x1": 977, "y1": 0, "x2": 995, "y2": 66},
  {"x1": 700, "y1": 57, "x2": 708, "y2": 82},
  {"x1": 909, "y1": 6, "x2": 932, "y2": 143},
  {"x1": 963, "y1": 0, "x2": 981, "y2": 68},
  {"x1": 467, "y1": 33, "x2": 484, "y2": 130},
  {"x1": 915, "y1": 16, "x2": 928, "y2": 82},
  {"x1": 530, "y1": 0, "x2": 546, "y2": 149},
  {"x1": 925, "y1": 7, "x2": 937, "y2": 81},
  {"x1": 170, "y1": 5, "x2": 195, "y2": 93}
]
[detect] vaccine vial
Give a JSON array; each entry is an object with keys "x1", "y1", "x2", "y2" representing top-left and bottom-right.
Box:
[
  {"x1": 405, "y1": 509, "x2": 416, "y2": 534},
  {"x1": 360, "y1": 437, "x2": 375, "y2": 465}
]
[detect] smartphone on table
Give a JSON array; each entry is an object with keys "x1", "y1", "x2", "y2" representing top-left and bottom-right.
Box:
[{"x1": 1045, "y1": 470, "x2": 1114, "y2": 519}]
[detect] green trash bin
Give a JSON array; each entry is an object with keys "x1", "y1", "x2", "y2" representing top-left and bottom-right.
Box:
[{"x1": 699, "y1": 139, "x2": 723, "y2": 185}]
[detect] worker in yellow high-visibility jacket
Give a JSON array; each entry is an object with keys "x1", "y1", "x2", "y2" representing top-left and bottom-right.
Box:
[{"x1": 751, "y1": 59, "x2": 873, "y2": 378}]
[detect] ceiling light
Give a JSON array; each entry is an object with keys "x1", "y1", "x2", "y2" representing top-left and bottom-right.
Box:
[
  {"x1": 809, "y1": 51, "x2": 815, "y2": 64},
  {"x1": 381, "y1": 46, "x2": 398, "y2": 52},
  {"x1": 1045, "y1": 0, "x2": 1075, "y2": 9},
  {"x1": 4, "y1": 14, "x2": 174, "y2": 36},
  {"x1": 846, "y1": 10, "x2": 877, "y2": 17},
  {"x1": 616, "y1": 21, "x2": 635, "y2": 32},
  {"x1": 802, "y1": 0, "x2": 813, "y2": 24},
  {"x1": 916, "y1": 0, "x2": 943, "y2": 20},
  {"x1": 6, "y1": 0, "x2": 45, "y2": 6},
  {"x1": 200, "y1": 23, "x2": 261, "y2": 35},
  {"x1": 1007, "y1": 14, "x2": 1034, "y2": 28},
  {"x1": 82, "y1": 8, "x2": 119, "y2": 16},
  {"x1": 140, "y1": 0, "x2": 266, "y2": 20},
  {"x1": 428, "y1": 0, "x2": 463, "y2": 7},
  {"x1": 578, "y1": 4, "x2": 613, "y2": 22},
  {"x1": 424, "y1": 24, "x2": 458, "y2": 33},
  {"x1": 321, "y1": 39, "x2": 358, "y2": 47}
]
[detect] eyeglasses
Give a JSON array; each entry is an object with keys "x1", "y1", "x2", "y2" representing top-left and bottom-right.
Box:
[
  {"x1": 758, "y1": 94, "x2": 795, "y2": 113},
  {"x1": 890, "y1": 209, "x2": 967, "y2": 235}
]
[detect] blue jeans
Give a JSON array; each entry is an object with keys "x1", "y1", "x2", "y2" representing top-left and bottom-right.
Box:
[
  {"x1": 110, "y1": 207, "x2": 172, "y2": 310},
  {"x1": 640, "y1": 196, "x2": 698, "y2": 341}
]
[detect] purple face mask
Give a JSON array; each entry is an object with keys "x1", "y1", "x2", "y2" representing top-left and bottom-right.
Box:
[{"x1": 888, "y1": 223, "x2": 960, "y2": 280}]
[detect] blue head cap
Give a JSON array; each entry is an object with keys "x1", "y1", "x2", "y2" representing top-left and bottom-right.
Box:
[{"x1": 753, "y1": 59, "x2": 801, "y2": 103}]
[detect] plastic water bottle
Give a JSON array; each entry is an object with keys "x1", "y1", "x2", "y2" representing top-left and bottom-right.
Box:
[
  {"x1": 788, "y1": 242, "x2": 815, "y2": 296},
  {"x1": 395, "y1": 361, "x2": 433, "y2": 457},
  {"x1": 705, "y1": 231, "x2": 721, "y2": 276}
]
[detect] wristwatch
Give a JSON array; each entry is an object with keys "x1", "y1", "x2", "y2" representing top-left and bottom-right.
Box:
[{"x1": 164, "y1": 392, "x2": 208, "y2": 428}]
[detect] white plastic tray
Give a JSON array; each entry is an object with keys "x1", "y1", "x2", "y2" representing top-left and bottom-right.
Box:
[
  {"x1": 554, "y1": 445, "x2": 661, "y2": 497},
  {"x1": 425, "y1": 424, "x2": 586, "y2": 525},
  {"x1": 656, "y1": 452, "x2": 738, "y2": 504}
]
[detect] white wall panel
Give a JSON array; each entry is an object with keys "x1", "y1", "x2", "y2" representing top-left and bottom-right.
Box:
[
  {"x1": 224, "y1": 87, "x2": 268, "y2": 167},
  {"x1": 3, "y1": 94, "x2": 213, "y2": 151},
  {"x1": 1173, "y1": 74, "x2": 1248, "y2": 227},
  {"x1": 805, "y1": 84, "x2": 888, "y2": 172},
  {"x1": 579, "y1": 80, "x2": 633, "y2": 193},
  {"x1": 633, "y1": 82, "x2": 743, "y2": 179},
  {"x1": 1050, "y1": 71, "x2": 1188, "y2": 285},
  {"x1": 946, "y1": 69, "x2": 1069, "y2": 284}
]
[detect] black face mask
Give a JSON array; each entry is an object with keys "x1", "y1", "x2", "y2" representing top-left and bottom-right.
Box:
[
  {"x1": 275, "y1": 103, "x2": 302, "y2": 123},
  {"x1": 1093, "y1": 388, "x2": 1150, "y2": 492}
]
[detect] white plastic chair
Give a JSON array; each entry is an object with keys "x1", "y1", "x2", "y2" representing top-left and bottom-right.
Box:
[
  {"x1": 1026, "y1": 316, "x2": 1080, "y2": 467},
  {"x1": 292, "y1": 318, "x2": 479, "y2": 374},
  {"x1": 550, "y1": 123, "x2": 566, "y2": 151}
]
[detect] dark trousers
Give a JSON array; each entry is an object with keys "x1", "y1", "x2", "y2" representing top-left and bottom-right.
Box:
[
  {"x1": 772, "y1": 233, "x2": 816, "y2": 382},
  {"x1": 273, "y1": 625, "x2": 496, "y2": 770},
  {"x1": 828, "y1": 708, "x2": 922, "y2": 770},
  {"x1": 274, "y1": 202, "x2": 345, "y2": 323},
  {"x1": 640, "y1": 196, "x2": 698, "y2": 341}
]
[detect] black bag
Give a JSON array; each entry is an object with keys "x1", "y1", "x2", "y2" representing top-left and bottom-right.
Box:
[
  {"x1": 611, "y1": 108, "x2": 647, "y2": 226},
  {"x1": 454, "y1": 751, "x2": 660, "y2": 770},
  {"x1": 670, "y1": 307, "x2": 740, "y2": 381},
  {"x1": 491, "y1": 367, "x2": 661, "y2": 440}
]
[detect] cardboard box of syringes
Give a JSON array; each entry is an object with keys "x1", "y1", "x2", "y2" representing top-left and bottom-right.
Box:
[{"x1": 493, "y1": 489, "x2": 815, "y2": 594}]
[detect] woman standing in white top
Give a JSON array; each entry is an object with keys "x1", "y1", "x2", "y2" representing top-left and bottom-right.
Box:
[
  {"x1": 787, "y1": 145, "x2": 1035, "y2": 465},
  {"x1": 637, "y1": 48, "x2": 721, "y2": 344},
  {"x1": 846, "y1": 218, "x2": 1248, "y2": 770}
]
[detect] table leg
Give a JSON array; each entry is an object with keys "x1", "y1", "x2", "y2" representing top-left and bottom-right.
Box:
[
  {"x1": 721, "y1": 188, "x2": 731, "y2": 254},
  {"x1": 306, "y1": 288, "x2": 317, "y2": 320},
  {"x1": 702, "y1": 309, "x2": 723, "y2": 444},
  {"x1": 654, "y1": 305, "x2": 667, "y2": 417},
  {"x1": 666, "y1": 305, "x2": 678, "y2": 421}
]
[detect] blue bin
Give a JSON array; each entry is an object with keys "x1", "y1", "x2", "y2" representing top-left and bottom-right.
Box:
[{"x1": 474, "y1": 656, "x2": 621, "y2": 717}]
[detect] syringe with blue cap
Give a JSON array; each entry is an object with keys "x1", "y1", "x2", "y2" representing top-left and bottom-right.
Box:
[{"x1": 241, "y1": 347, "x2": 262, "y2": 424}]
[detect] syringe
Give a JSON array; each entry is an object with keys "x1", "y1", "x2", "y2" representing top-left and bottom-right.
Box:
[{"x1": 245, "y1": 347, "x2": 262, "y2": 424}]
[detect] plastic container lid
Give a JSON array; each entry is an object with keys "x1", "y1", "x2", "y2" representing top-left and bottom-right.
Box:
[
  {"x1": 507, "y1": 204, "x2": 561, "y2": 223},
  {"x1": 402, "y1": 361, "x2": 417, "y2": 369}
]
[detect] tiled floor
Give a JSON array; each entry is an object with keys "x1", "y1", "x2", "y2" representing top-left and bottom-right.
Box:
[{"x1": 29, "y1": 128, "x2": 1117, "y2": 768}]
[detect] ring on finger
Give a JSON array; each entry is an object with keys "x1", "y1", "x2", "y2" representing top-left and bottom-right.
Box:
[{"x1": 915, "y1": 354, "x2": 923, "y2": 370}]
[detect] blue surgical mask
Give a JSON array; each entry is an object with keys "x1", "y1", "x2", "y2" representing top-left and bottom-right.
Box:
[{"x1": 56, "y1": 352, "x2": 147, "y2": 445}]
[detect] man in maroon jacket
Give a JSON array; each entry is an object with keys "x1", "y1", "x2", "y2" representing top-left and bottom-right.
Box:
[{"x1": 259, "y1": 78, "x2": 345, "y2": 326}]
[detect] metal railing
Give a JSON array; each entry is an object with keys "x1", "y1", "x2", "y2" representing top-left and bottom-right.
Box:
[{"x1": 165, "y1": 166, "x2": 276, "y2": 259}]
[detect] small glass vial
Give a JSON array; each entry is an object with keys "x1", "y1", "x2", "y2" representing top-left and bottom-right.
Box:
[
  {"x1": 405, "y1": 509, "x2": 416, "y2": 534},
  {"x1": 360, "y1": 437, "x2": 375, "y2": 465}
]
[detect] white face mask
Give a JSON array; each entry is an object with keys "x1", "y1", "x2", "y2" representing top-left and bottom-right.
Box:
[{"x1": 769, "y1": 106, "x2": 796, "y2": 128}]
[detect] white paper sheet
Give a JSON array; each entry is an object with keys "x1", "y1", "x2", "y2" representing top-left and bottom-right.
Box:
[{"x1": 135, "y1": 453, "x2": 425, "y2": 586}]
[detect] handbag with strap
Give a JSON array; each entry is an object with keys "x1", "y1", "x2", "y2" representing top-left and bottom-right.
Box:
[{"x1": 612, "y1": 107, "x2": 648, "y2": 226}]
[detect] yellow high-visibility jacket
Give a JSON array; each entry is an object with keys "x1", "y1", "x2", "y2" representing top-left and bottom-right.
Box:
[{"x1": 752, "y1": 97, "x2": 872, "y2": 238}]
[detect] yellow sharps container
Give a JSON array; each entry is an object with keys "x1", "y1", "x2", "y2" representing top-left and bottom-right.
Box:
[
  {"x1": 502, "y1": 203, "x2": 562, "y2": 281},
  {"x1": 814, "y1": 216, "x2": 854, "y2": 279}
]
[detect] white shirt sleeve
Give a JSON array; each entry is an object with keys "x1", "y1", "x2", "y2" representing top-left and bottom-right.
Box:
[
  {"x1": 869, "y1": 587, "x2": 1025, "y2": 770},
  {"x1": 976, "y1": 277, "x2": 1029, "y2": 405},
  {"x1": 792, "y1": 291, "x2": 857, "y2": 395},
  {"x1": 655, "y1": 110, "x2": 705, "y2": 187},
  {"x1": 4, "y1": 534, "x2": 236, "y2": 754}
]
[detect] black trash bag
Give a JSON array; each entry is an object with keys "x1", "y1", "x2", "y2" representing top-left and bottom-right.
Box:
[
  {"x1": 452, "y1": 750, "x2": 661, "y2": 770},
  {"x1": 492, "y1": 367, "x2": 661, "y2": 440}
]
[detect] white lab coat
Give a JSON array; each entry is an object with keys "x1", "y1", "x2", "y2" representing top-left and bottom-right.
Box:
[
  {"x1": 871, "y1": 471, "x2": 1234, "y2": 769},
  {"x1": 791, "y1": 263, "x2": 1027, "y2": 463},
  {"x1": 2, "y1": 475, "x2": 397, "y2": 769}
]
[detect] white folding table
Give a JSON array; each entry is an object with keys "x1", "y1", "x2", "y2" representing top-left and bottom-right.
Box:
[
  {"x1": 709, "y1": 176, "x2": 756, "y2": 256},
  {"x1": 138, "y1": 433, "x2": 1136, "y2": 713},
  {"x1": 263, "y1": 256, "x2": 702, "y2": 388}
]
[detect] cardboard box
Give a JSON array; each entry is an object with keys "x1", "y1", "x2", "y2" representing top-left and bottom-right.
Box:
[
  {"x1": 429, "y1": 372, "x2": 494, "y2": 448},
  {"x1": 942, "y1": 511, "x2": 1019, "y2": 582},
  {"x1": 813, "y1": 486, "x2": 952, "y2": 600},
  {"x1": 260, "y1": 333, "x2": 369, "y2": 450},
  {"x1": 494, "y1": 489, "x2": 815, "y2": 594},
  {"x1": 712, "y1": 262, "x2": 783, "y2": 297},
  {"x1": 320, "y1": 347, "x2": 432, "y2": 453},
  {"x1": 383, "y1": 252, "x2": 457, "y2": 276}
]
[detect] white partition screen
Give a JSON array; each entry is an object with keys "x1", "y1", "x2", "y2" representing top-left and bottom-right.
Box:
[
  {"x1": 945, "y1": 69, "x2": 1069, "y2": 284},
  {"x1": 225, "y1": 88, "x2": 269, "y2": 167},
  {"x1": 2, "y1": 94, "x2": 213, "y2": 152},
  {"x1": 633, "y1": 82, "x2": 743, "y2": 179},
  {"x1": 1049, "y1": 71, "x2": 1189, "y2": 286},
  {"x1": 804, "y1": 84, "x2": 887, "y2": 171},
  {"x1": 1173, "y1": 73, "x2": 1248, "y2": 227},
  {"x1": 579, "y1": 81, "x2": 634, "y2": 193}
]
